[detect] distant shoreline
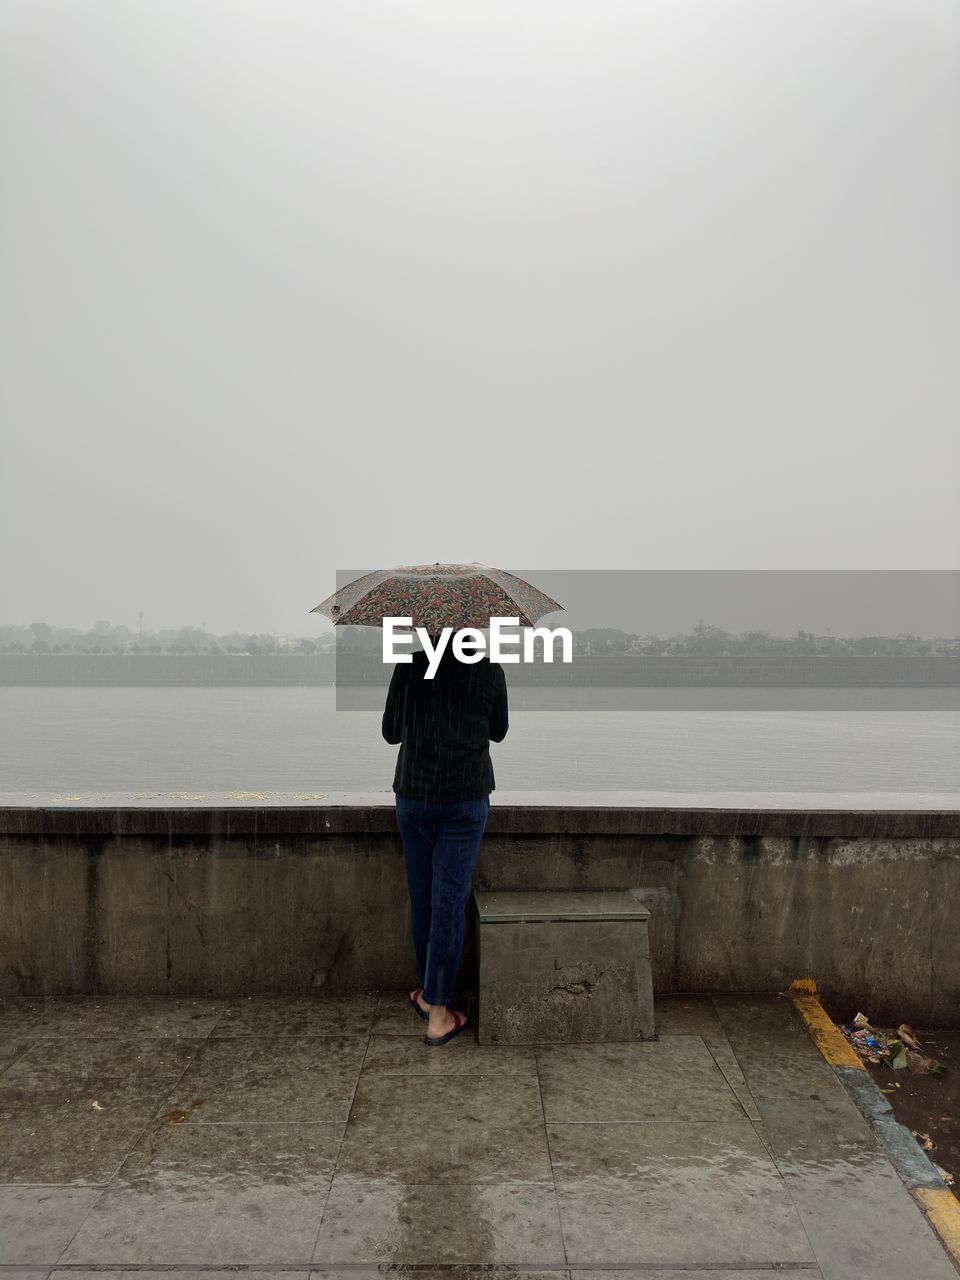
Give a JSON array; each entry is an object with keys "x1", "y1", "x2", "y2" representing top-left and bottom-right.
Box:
[{"x1": 1, "y1": 653, "x2": 958, "y2": 687}]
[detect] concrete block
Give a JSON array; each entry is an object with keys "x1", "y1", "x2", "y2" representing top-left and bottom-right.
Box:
[
  {"x1": 475, "y1": 834, "x2": 678, "y2": 991},
  {"x1": 475, "y1": 890, "x2": 654, "y2": 1044}
]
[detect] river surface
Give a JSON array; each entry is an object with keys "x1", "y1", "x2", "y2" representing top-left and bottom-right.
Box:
[{"x1": 1, "y1": 686, "x2": 957, "y2": 794}]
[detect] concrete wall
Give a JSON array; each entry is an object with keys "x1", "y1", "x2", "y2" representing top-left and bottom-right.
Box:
[{"x1": 1, "y1": 797, "x2": 958, "y2": 1026}]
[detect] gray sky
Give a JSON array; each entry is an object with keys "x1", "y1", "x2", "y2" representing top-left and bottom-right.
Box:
[{"x1": 2, "y1": 0, "x2": 957, "y2": 637}]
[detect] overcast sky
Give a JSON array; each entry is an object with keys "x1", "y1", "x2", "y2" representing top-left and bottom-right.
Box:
[{"x1": 1, "y1": 0, "x2": 957, "y2": 637}]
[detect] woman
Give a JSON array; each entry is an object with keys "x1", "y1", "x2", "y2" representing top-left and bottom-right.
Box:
[{"x1": 382, "y1": 636, "x2": 508, "y2": 1045}]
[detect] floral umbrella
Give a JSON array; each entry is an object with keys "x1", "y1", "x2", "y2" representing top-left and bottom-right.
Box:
[{"x1": 310, "y1": 563, "x2": 563, "y2": 632}]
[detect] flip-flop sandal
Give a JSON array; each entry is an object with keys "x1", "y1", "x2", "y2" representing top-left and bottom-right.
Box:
[
  {"x1": 424, "y1": 1009, "x2": 468, "y2": 1047},
  {"x1": 409, "y1": 988, "x2": 429, "y2": 1021}
]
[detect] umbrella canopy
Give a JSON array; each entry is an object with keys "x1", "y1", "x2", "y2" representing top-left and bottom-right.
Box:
[{"x1": 311, "y1": 563, "x2": 563, "y2": 632}]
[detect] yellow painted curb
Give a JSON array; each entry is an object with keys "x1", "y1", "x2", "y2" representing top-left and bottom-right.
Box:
[
  {"x1": 916, "y1": 1189, "x2": 960, "y2": 1270},
  {"x1": 787, "y1": 978, "x2": 960, "y2": 1274},
  {"x1": 786, "y1": 977, "x2": 863, "y2": 1070}
]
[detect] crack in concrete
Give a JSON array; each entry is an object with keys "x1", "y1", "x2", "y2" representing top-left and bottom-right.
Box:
[{"x1": 160, "y1": 867, "x2": 206, "y2": 944}]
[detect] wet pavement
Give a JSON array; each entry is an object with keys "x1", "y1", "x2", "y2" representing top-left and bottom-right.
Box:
[
  {"x1": 0, "y1": 992, "x2": 957, "y2": 1279},
  {"x1": 841, "y1": 1024, "x2": 960, "y2": 1200}
]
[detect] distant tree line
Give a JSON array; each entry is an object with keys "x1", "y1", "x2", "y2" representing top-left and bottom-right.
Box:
[
  {"x1": 1, "y1": 620, "x2": 957, "y2": 657},
  {"x1": 571, "y1": 623, "x2": 959, "y2": 657},
  {"x1": 0, "y1": 621, "x2": 334, "y2": 657}
]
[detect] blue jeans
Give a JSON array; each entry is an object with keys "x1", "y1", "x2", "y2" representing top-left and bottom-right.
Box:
[{"x1": 395, "y1": 795, "x2": 490, "y2": 1007}]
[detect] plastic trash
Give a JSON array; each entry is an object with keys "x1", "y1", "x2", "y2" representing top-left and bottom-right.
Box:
[{"x1": 839, "y1": 1012, "x2": 944, "y2": 1076}]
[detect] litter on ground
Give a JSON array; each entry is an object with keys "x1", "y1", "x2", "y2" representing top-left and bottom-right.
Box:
[{"x1": 840, "y1": 1012, "x2": 945, "y2": 1076}]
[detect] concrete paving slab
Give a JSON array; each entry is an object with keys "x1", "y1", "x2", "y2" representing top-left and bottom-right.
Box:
[
  {"x1": 777, "y1": 1147, "x2": 959, "y2": 1280},
  {"x1": 549, "y1": 1119, "x2": 813, "y2": 1267},
  {"x1": 54, "y1": 1273, "x2": 303, "y2": 1280},
  {"x1": 698, "y1": 1039, "x2": 762, "y2": 1123},
  {"x1": 654, "y1": 1000, "x2": 762, "y2": 1121},
  {"x1": 535, "y1": 1039, "x2": 747, "y2": 1123},
  {"x1": 724, "y1": 1046, "x2": 857, "y2": 1104},
  {"x1": 572, "y1": 1272, "x2": 821, "y2": 1279},
  {"x1": 548, "y1": 1115, "x2": 783, "y2": 1181},
  {"x1": 371, "y1": 990, "x2": 426, "y2": 1036},
  {"x1": 712, "y1": 993, "x2": 822, "y2": 1045},
  {"x1": 558, "y1": 1179, "x2": 814, "y2": 1267},
  {"x1": 0, "y1": 1073, "x2": 178, "y2": 1124},
  {"x1": 653, "y1": 994, "x2": 730, "y2": 1036},
  {"x1": 712, "y1": 995, "x2": 858, "y2": 1103},
  {"x1": 59, "y1": 1122, "x2": 341, "y2": 1265},
  {"x1": 758, "y1": 1092, "x2": 881, "y2": 1161},
  {"x1": 215, "y1": 996, "x2": 378, "y2": 1038},
  {"x1": 310, "y1": 1271, "x2": 569, "y2": 1280},
  {"x1": 34, "y1": 997, "x2": 226, "y2": 1039},
  {"x1": 340, "y1": 1073, "x2": 552, "y2": 1184},
  {"x1": 0, "y1": 1104, "x2": 157, "y2": 1184},
  {"x1": 0, "y1": 1186, "x2": 103, "y2": 1265},
  {"x1": 0, "y1": 999, "x2": 71, "y2": 1038},
  {"x1": 163, "y1": 1035, "x2": 367, "y2": 1122},
  {"x1": 353, "y1": 1066, "x2": 543, "y2": 1128},
  {"x1": 116, "y1": 1119, "x2": 345, "y2": 1181},
  {"x1": 361, "y1": 1033, "x2": 538, "y2": 1079},
  {"x1": 0, "y1": 1036, "x2": 203, "y2": 1083},
  {"x1": 0, "y1": 1032, "x2": 44, "y2": 1073},
  {"x1": 312, "y1": 1179, "x2": 565, "y2": 1265}
]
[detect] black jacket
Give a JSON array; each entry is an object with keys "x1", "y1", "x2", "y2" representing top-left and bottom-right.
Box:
[{"x1": 381, "y1": 648, "x2": 508, "y2": 801}]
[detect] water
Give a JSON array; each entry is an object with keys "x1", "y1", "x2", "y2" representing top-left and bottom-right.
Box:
[{"x1": 1, "y1": 686, "x2": 957, "y2": 794}]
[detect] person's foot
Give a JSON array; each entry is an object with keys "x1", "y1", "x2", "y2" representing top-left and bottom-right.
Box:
[
  {"x1": 410, "y1": 987, "x2": 430, "y2": 1016},
  {"x1": 427, "y1": 1008, "x2": 463, "y2": 1039},
  {"x1": 427, "y1": 1003, "x2": 471, "y2": 1044}
]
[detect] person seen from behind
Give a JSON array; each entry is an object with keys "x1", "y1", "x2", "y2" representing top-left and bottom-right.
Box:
[{"x1": 382, "y1": 634, "x2": 508, "y2": 1045}]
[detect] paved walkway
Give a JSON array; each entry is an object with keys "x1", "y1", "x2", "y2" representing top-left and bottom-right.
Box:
[{"x1": 0, "y1": 992, "x2": 956, "y2": 1279}]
